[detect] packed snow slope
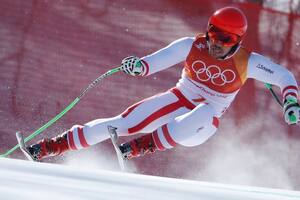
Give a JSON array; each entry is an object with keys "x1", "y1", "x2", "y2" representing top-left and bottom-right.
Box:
[{"x1": 0, "y1": 158, "x2": 299, "y2": 200}]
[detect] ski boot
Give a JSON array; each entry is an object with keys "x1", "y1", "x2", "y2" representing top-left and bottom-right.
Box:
[
  {"x1": 26, "y1": 133, "x2": 70, "y2": 161},
  {"x1": 119, "y1": 133, "x2": 157, "y2": 159}
]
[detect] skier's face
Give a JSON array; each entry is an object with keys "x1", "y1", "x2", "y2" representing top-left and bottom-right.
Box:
[
  {"x1": 207, "y1": 25, "x2": 240, "y2": 59},
  {"x1": 208, "y1": 40, "x2": 232, "y2": 59}
]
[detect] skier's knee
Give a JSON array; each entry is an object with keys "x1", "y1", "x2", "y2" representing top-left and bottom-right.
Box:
[{"x1": 69, "y1": 124, "x2": 84, "y2": 133}]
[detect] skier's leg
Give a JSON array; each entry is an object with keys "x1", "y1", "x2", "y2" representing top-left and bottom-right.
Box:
[
  {"x1": 119, "y1": 103, "x2": 219, "y2": 159},
  {"x1": 71, "y1": 88, "x2": 195, "y2": 147},
  {"x1": 27, "y1": 88, "x2": 197, "y2": 160},
  {"x1": 157, "y1": 103, "x2": 219, "y2": 148}
]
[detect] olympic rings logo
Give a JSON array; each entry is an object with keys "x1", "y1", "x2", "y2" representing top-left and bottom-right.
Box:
[{"x1": 191, "y1": 60, "x2": 236, "y2": 86}]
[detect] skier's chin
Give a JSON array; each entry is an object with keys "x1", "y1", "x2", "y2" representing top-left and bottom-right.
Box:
[
  {"x1": 208, "y1": 43, "x2": 228, "y2": 59},
  {"x1": 209, "y1": 48, "x2": 225, "y2": 59}
]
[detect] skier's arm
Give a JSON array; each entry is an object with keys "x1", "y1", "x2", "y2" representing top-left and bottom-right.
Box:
[
  {"x1": 247, "y1": 52, "x2": 300, "y2": 124},
  {"x1": 121, "y1": 37, "x2": 194, "y2": 76},
  {"x1": 247, "y1": 52, "x2": 298, "y2": 101},
  {"x1": 141, "y1": 37, "x2": 194, "y2": 76}
]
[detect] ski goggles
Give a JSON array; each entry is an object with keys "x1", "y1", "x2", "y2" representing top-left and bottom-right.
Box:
[{"x1": 207, "y1": 25, "x2": 240, "y2": 47}]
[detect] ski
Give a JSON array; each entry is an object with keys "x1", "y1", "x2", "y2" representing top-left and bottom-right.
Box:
[
  {"x1": 107, "y1": 126, "x2": 126, "y2": 171},
  {"x1": 16, "y1": 132, "x2": 36, "y2": 161}
]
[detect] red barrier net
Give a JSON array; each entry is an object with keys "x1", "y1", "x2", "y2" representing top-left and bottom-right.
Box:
[{"x1": 1, "y1": 0, "x2": 300, "y2": 189}]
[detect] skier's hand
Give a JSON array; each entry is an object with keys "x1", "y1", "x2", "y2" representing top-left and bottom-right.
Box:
[
  {"x1": 121, "y1": 56, "x2": 145, "y2": 76},
  {"x1": 283, "y1": 95, "x2": 300, "y2": 125}
]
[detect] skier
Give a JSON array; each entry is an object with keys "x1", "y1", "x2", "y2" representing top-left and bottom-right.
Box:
[{"x1": 24, "y1": 7, "x2": 299, "y2": 161}]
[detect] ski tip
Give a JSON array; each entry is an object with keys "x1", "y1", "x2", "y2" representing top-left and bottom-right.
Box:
[
  {"x1": 107, "y1": 125, "x2": 117, "y2": 132},
  {"x1": 16, "y1": 132, "x2": 36, "y2": 162},
  {"x1": 16, "y1": 131, "x2": 22, "y2": 138},
  {"x1": 16, "y1": 131, "x2": 24, "y2": 143},
  {"x1": 16, "y1": 131, "x2": 25, "y2": 148},
  {"x1": 107, "y1": 126, "x2": 118, "y2": 141}
]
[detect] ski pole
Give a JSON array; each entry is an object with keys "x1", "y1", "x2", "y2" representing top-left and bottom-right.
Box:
[
  {"x1": 265, "y1": 83, "x2": 300, "y2": 124},
  {"x1": 0, "y1": 66, "x2": 122, "y2": 158},
  {"x1": 265, "y1": 83, "x2": 283, "y2": 107}
]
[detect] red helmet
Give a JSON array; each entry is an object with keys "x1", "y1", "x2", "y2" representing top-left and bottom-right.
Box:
[{"x1": 208, "y1": 7, "x2": 247, "y2": 37}]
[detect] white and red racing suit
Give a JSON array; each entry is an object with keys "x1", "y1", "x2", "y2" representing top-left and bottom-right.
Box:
[{"x1": 64, "y1": 34, "x2": 298, "y2": 151}]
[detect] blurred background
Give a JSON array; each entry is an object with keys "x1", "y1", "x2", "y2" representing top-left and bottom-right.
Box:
[{"x1": 1, "y1": 0, "x2": 300, "y2": 190}]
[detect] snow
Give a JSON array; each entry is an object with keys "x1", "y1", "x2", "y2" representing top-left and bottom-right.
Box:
[{"x1": 0, "y1": 158, "x2": 299, "y2": 200}]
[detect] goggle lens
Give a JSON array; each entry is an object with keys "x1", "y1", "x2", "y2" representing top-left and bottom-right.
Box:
[{"x1": 207, "y1": 26, "x2": 240, "y2": 47}]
